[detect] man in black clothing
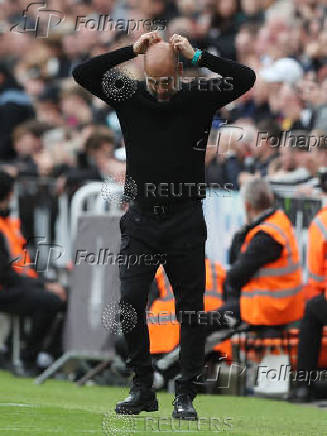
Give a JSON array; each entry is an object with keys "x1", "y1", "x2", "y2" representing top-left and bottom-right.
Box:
[
  {"x1": 289, "y1": 295, "x2": 327, "y2": 403},
  {"x1": 73, "y1": 31, "x2": 255, "y2": 419}
]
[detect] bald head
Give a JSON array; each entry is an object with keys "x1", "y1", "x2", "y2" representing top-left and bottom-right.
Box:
[
  {"x1": 143, "y1": 42, "x2": 181, "y2": 101},
  {"x1": 144, "y1": 42, "x2": 178, "y2": 78}
]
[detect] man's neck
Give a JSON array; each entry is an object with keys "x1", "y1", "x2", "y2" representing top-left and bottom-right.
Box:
[{"x1": 251, "y1": 207, "x2": 275, "y2": 224}]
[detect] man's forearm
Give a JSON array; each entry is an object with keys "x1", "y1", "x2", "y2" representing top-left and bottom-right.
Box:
[
  {"x1": 226, "y1": 231, "x2": 283, "y2": 290},
  {"x1": 72, "y1": 45, "x2": 137, "y2": 103},
  {"x1": 199, "y1": 51, "x2": 255, "y2": 82},
  {"x1": 198, "y1": 51, "x2": 256, "y2": 106}
]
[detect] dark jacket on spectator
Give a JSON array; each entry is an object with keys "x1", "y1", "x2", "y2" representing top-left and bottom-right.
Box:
[
  {"x1": 225, "y1": 208, "x2": 283, "y2": 299},
  {"x1": 0, "y1": 65, "x2": 35, "y2": 160}
]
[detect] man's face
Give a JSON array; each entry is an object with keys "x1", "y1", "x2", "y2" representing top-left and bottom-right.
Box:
[
  {"x1": 15, "y1": 133, "x2": 42, "y2": 156},
  {"x1": 144, "y1": 42, "x2": 181, "y2": 102},
  {"x1": 91, "y1": 142, "x2": 114, "y2": 165},
  {"x1": 145, "y1": 74, "x2": 180, "y2": 101}
]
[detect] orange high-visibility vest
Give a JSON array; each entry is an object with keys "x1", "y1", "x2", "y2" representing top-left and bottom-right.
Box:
[
  {"x1": 148, "y1": 260, "x2": 231, "y2": 359},
  {"x1": 306, "y1": 206, "x2": 327, "y2": 300},
  {"x1": 204, "y1": 259, "x2": 231, "y2": 359},
  {"x1": 0, "y1": 216, "x2": 38, "y2": 282},
  {"x1": 204, "y1": 258, "x2": 225, "y2": 312},
  {"x1": 148, "y1": 266, "x2": 180, "y2": 354},
  {"x1": 240, "y1": 210, "x2": 303, "y2": 325}
]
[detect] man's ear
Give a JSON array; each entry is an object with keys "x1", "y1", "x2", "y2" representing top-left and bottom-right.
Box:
[{"x1": 244, "y1": 201, "x2": 252, "y2": 215}]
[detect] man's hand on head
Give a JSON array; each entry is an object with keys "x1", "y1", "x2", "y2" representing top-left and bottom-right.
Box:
[
  {"x1": 169, "y1": 34, "x2": 195, "y2": 60},
  {"x1": 133, "y1": 32, "x2": 162, "y2": 55}
]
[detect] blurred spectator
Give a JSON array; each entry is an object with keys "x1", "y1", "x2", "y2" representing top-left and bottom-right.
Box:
[
  {"x1": 252, "y1": 118, "x2": 280, "y2": 175},
  {"x1": 0, "y1": 63, "x2": 34, "y2": 160},
  {"x1": 0, "y1": 1, "x2": 326, "y2": 220},
  {"x1": 310, "y1": 129, "x2": 327, "y2": 173},
  {"x1": 260, "y1": 58, "x2": 303, "y2": 85},
  {"x1": 206, "y1": 123, "x2": 256, "y2": 190},
  {"x1": 278, "y1": 83, "x2": 313, "y2": 131},
  {"x1": 235, "y1": 23, "x2": 259, "y2": 63},
  {"x1": 208, "y1": 0, "x2": 242, "y2": 60},
  {"x1": 35, "y1": 87, "x2": 63, "y2": 127},
  {"x1": 239, "y1": 118, "x2": 280, "y2": 184},
  {"x1": 61, "y1": 86, "x2": 93, "y2": 127},
  {"x1": 314, "y1": 78, "x2": 327, "y2": 130},
  {"x1": 239, "y1": 0, "x2": 265, "y2": 25},
  {"x1": 12, "y1": 120, "x2": 46, "y2": 177},
  {"x1": 61, "y1": 128, "x2": 125, "y2": 194},
  {"x1": 0, "y1": 171, "x2": 66, "y2": 377},
  {"x1": 268, "y1": 130, "x2": 318, "y2": 189},
  {"x1": 230, "y1": 77, "x2": 273, "y2": 123},
  {"x1": 77, "y1": 130, "x2": 116, "y2": 177}
]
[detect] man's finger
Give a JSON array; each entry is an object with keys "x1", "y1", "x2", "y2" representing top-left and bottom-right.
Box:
[
  {"x1": 172, "y1": 42, "x2": 184, "y2": 48},
  {"x1": 149, "y1": 33, "x2": 160, "y2": 43},
  {"x1": 170, "y1": 34, "x2": 181, "y2": 41},
  {"x1": 150, "y1": 31, "x2": 161, "y2": 40}
]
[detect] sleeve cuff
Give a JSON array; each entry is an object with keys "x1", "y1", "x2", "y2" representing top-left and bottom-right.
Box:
[
  {"x1": 126, "y1": 44, "x2": 137, "y2": 58},
  {"x1": 197, "y1": 50, "x2": 211, "y2": 68}
]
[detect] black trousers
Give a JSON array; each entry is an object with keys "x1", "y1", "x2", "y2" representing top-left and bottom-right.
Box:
[
  {"x1": 119, "y1": 200, "x2": 207, "y2": 392},
  {"x1": 297, "y1": 294, "x2": 327, "y2": 375},
  {"x1": 0, "y1": 277, "x2": 66, "y2": 362}
]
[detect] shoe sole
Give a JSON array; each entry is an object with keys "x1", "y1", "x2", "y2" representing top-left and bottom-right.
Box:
[
  {"x1": 172, "y1": 411, "x2": 198, "y2": 421},
  {"x1": 115, "y1": 399, "x2": 158, "y2": 415}
]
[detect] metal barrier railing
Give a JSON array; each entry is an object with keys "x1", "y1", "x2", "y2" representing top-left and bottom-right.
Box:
[{"x1": 11, "y1": 178, "x2": 325, "y2": 273}]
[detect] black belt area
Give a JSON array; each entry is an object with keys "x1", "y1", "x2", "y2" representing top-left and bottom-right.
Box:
[{"x1": 130, "y1": 198, "x2": 202, "y2": 216}]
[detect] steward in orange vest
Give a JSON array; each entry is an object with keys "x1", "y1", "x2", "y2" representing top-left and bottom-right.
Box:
[
  {"x1": 0, "y1": 216, "x2": 38, "y2": 283},
  {"x1": 147, "y1": 265, "x2": 179, "y2": 355},
  {"x1": 306, "y1": 205, "x2": 327, "y2": 300},
  {"x1": 148, "y1": 259, "x2": 230, "y2": 358},
  {"x1": 225, "y1": 178, "x2": 303, "y2": 327},
  {"x1": 290, "y1": 203, "x2": 327, "y2": 403},
  {"x1": 240, "y1": 208, "x2": 303, "y2": 325}
]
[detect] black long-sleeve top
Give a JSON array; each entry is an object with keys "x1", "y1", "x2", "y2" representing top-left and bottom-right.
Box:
[
  {"x1": 225, "y1": 209, "x2": 283, "y2": 300},
  {"x1": 72, "y1": 45, "x2": 256, "y2": 204},
  {"x1": 0, "y1": 232, "x2": 20, "y2": 288}
]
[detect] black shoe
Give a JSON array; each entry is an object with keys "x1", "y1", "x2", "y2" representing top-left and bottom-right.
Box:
[
  {"x1": 288, "y1": 385, "x2": 312, "y2": 403},
  {"x1": 172, "y1": 393, "x2": 198, "y2": 420},
  {"x1": 115, "y1": 386, "x2": 158, "y2": 415}
]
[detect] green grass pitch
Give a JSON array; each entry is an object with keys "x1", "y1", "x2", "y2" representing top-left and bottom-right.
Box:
[{"x1": 0, "y1": 370, "x2": 325, "y2": 436}]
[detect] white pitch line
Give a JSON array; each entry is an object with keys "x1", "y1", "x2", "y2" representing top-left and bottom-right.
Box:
[
  {"x1": 0, "y1": 429, "x2": 99, "y2": 433},
  {"x1": 0, "y1": 403, "x2": 40, "y2": 408},
  {"x1": 0, "y1": 402, "x2": 103, "y2": 413}
]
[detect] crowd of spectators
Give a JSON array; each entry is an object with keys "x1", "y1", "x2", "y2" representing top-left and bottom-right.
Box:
[{"x1": 0, "y1": 0, "x2": 327, "y2": 195}]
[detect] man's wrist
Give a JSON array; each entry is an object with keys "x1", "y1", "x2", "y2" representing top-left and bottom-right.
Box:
[
  {"x1": 185, "y1": 49, "x2": 195, "y2": 60},
  {"x1": 191, "y1": 49, "x2": 202, "y2": 65}
]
